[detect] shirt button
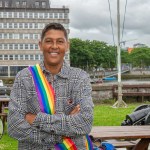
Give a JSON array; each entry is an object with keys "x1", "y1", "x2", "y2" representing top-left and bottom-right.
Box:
[
  {"x1": 51, "y1": 130, "x2": 54, "y2": 134},
  {"x1": 37, "y1": 125, "x2": 40, "y2": 129}
]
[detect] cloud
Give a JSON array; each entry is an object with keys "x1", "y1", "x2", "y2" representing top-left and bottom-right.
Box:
[{"x1": 51, "y1": 0, "x2": 150, "y2": 47}]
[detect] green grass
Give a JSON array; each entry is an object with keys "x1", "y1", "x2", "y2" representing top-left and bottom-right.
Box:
[
  {"x1": 0, "y1": 134, "x2": 17, "y2": 150},
  {"x1": 0, "y1": 102, "x2": 150, "y2": 149},
  {"x1": 93, "y1": 103, "x2": 142, "y2": 126}
]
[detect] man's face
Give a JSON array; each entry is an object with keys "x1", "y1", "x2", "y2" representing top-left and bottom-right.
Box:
[{"x1": 39, "y1": 29, "x2": 69, "y2": 67}]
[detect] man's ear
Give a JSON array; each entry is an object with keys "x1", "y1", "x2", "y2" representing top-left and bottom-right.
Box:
[{"x1": 39, "y1": 40, "x2": 43, "y2": 52}]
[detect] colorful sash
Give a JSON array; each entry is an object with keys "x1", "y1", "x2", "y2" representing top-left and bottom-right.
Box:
[{"x1": 29, "y1": 64, "x2": 93, "y2": 150}]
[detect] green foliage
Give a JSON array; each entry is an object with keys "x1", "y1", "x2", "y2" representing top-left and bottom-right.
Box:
[
  {"x1": 121, "y1": 50, "x2": 131, "y2": 64},
  {"x1": 70, "y1": 38, "x2": 150, "y2": 70},
  {"x1": 129, "y1": 47, "x2": 150, "y2": 67},
  {"x1": 70, "y1": 38, "x2": 116, "y2": 70}
]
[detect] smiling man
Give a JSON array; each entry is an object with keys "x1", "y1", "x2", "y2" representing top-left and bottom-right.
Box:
[{"x1": 8, "y1": 23, "x2": 94, "y2": 150}]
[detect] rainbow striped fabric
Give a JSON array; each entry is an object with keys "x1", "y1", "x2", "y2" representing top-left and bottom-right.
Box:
[{"x1": 29, "y1": 64, "x2": 93, "y2": 150}]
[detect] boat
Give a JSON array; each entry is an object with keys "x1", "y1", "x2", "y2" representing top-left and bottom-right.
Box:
[{"x1": 103, "y1": 77, "x2": 117, "y2": 81}]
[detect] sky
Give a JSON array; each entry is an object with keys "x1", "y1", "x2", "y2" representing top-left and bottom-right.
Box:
[{"x1": 51, "y1": 0, "x2": 150, "y2": 48}]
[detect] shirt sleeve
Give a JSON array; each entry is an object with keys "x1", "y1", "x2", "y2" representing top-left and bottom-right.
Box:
[
  {"x1": 8, "y1": 71, "x2": 62, "y2": 145},
  {"x1": 33, "y1": 72, "x2": 94, "y2": 137}
]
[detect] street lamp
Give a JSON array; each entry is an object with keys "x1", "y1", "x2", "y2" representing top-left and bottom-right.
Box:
[{"x1": 113, "y1": 0, "x2": 127, "y2": 108}]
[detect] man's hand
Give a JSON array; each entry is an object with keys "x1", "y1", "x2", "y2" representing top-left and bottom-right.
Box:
[
  {"x1": 25, "y1": 113, "x2": 36, "y2": 125},
  {"x1": 25, "y1": 104, "x2": 80, "y2": 124},
  {"x1": 69, "y1": 105, "x2": 80, "y2": 115}
]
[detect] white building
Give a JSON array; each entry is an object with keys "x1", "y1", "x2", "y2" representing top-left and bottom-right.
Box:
[{"x1": 0, "y1": 0, "x2": 70, "y2": 77}]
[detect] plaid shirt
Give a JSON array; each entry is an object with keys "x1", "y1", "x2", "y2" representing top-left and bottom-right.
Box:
[{"x1": 8, "y1": 61, "x2": 94, "y2": 150}]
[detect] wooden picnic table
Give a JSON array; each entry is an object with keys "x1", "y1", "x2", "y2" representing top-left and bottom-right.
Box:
[
  {"x1": 0, "y1": 97, "x2": 10, "y2": 113},
  {"x1": 91, "y1": 126, "x2": 150, "y2": 150},
  {"x1": 0, "y1": 97, "x2": 10, "y2": 129}
]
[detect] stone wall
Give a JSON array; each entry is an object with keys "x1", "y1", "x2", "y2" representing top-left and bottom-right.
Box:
[{"x1": 92, "y1": 84, "x2": 114, "y2": 101}]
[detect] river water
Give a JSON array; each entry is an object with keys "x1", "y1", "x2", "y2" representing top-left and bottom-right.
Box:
[{"x1": 103, "y1": 78, "x2": 150, "y2": 85}]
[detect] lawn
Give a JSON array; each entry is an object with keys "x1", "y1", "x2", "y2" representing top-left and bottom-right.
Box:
[{"x1": 0, "y1": 101, "x2": 149, "y2": 150}]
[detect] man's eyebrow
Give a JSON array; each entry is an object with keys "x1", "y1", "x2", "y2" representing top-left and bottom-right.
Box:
[{"x1": 44, "y1": 37, "x2": 65, "y2": 40}]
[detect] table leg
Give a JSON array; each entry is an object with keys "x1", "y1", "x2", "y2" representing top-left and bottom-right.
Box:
[
  {"x1": 0, "y1": 102, "x2": 2, "y2": 113},
  {"x1": 132, "y1": 138, "x2": 150, "y2": 150}
]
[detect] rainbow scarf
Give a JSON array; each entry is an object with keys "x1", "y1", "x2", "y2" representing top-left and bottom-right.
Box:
[{"x1": 29, "y1": 64, "x2": 93, "y2": 150}]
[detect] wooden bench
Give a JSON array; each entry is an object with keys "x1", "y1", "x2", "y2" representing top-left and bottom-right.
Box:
[
  {"x1": 113, "y1": 84, "x2": 150, "y2": 101},
  {"x1": 91, "y1": 126, "x2": 150, "y2": 150}
]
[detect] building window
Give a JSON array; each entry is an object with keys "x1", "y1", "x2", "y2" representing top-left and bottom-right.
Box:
[
  {"x1": 5, "y1": 1, "x2": 9, "y2": 7},
  {"x1": 29, "y1": 13, "x2": 33, "y2": 18},
  {"x1": 35, "y1": 44, "x2": 38, "y2": 50},
  {"x1": 16, "y1": 1, "x2": 20, "y2": 7},
  {"x1": 3, "y1": 12, "x2": 7, "y2": 18},
  {"x1": 34, "y1": 23, "x2": 38, "y2": 28},
  {"x1": 24, "y1": 34, "x2": 29, "y2": 39},
  {"x1": 54, "y1": 13, "x2": 58, "y2": 19},
  {"x1": 39, "y1": 23, "x2": 44, "y2": 29},
  {"x1": 9, "y1": 33, "x2": 13, "y2": 39},
  {"x1": 20, "y1": 55, "x2": 24, "y2": 60},
  {"x1": 19, "y1": 12, "x2": 23, "y2": 18},
  {"x1": 59, "y1": 13, "x2": 63, "y2": 19},
  {"x1": 29, "y1": 34, "x2": 33, "y2": 39},
  {"x1": 9, "y1": 44, "x2": 13, "y2": 49},
  {"x1": 30, "y1": 55, "x2": 34, "y2": 60},
  {"x1": 30, "y1": 44, "x2": 34, "y2": 50},
  {"x1": 4, "y1": 33, "x2": 7, "y2": 39},
  {"x1": 24, "y1": 23, "x2": 28, "y2": 28},
  {"x1": 24, "y1": 12, "x2": 28, "y2": 18},
  {"x1": 19, "y1": 23, "x2": 23, "y2": 28},
  {"x1": 64, "y1": 13, "x2": 68, "y2": 19},
  {"x1": 39, "y1": 13, "x2": 44, "y2": 18},
  {"x1": 0, "y1": 1, "x2": 2, "y2": 7},
  {"x1": 0, "y1": 66, "x2": 8, "y2": 76},
  {"x1": 22, "y1": 1, "x2": 26, "y2": 7},
  {"x1": 14, "y1": 44, "x2": 18, "y2": 50},
  {"x1": 44, "y1": 13, "x2": 48, "y2": 18},
  {"x1": 15, "y1": 55, "x2": 19, "y2": 60},
  {"x1": 4, "y1": 44, "x2": 8, "y2": 50},
  {"x1": 40, "y1": 55, "x2": 43, "y2": 60},
  {"x1": 9, "y1": 23, "x2": 13, "y2": 28},
  {"x1": 4, "y1": 55, "x2": 8, "y2": 60},
  {"x1": 49, "y1": 13, "x2": 53, "y2": 18},
  {"x1": 4, "y1": 23, "x2": 7, "y2": 28},
  {"x1": 25, "y1": 55, "x2": 29, "y2": 60},
  {"x1": 25, "y1": 44, "x2": 28, "y2": 49},
  {"x1": 14, "y1": 34, "x2": 19, "y2": 39},
  {"x1": 0, "y1": 12, "x2": 2, "y2": 18},
  {"x1": 42, "y1": 2, "x2": 46, "y2": 8},
  {"x1": 9, "y1": 55, "x2": 13, "y2": 60},
  {"x1": 14, "y1": 12, "x2": 17, "y2": 18},
  {"x1": 34, "y1": 13, "x2": 38, "y2": 18},
  {"x1": 20, "y1": 44, "x2": 23, "y2": 49},
  {"x1": 34, "y1": 34, "x2": 39, "y2": 39},
  {"x1": 0, "y1": 55, "x2": 3, "y2": 60},
  {"x1": 8, "y1": 12, "x2": 13, "y2": 18},
  {"x1": 35, "y1": 55, "x2": 39, "y2": 60},
  {"x1": 0, "y1": 23, "x2": 2, "y2": 28},
  {"x1": 35, "y1": 1, "x2": 39, "y2": 8}
]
